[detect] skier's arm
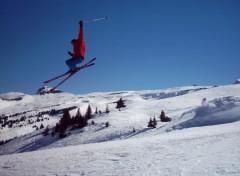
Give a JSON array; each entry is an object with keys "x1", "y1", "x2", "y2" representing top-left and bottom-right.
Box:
[
  {"x1": 78, "y1": 21, "x2": 84, "y2": 42},
  {"x1": 78, "y1": 20, "x2": 86, "y2": 57}
]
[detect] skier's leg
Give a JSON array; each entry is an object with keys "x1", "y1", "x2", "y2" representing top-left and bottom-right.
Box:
[
  {"x1": 66, "y1": 57, "x2": 84, "y2": 71},
  {"x1": 66, "y1": 58, "x2": 75, "y2": 70}
]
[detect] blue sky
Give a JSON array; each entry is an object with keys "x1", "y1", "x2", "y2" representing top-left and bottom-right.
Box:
[{"x1": 0, "y1": 0, "x2": 240, "y2": 94}]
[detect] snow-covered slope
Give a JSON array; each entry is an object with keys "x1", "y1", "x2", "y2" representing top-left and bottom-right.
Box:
[
  {"x1": 1, "y1": 121, "x2": 240, "y2": 176},
  {"x1": 1, "y1": 85, "x2": 240, "y2": 150},
  {"x1": 174, "y1": 96, "x2": 240, "y2": 129},
  {"x1": 0, "y1": 86, "x2": 208, "y2": 142},
  {"x1": 1, "y1": 84, "x2": 240, "y2": 175}
]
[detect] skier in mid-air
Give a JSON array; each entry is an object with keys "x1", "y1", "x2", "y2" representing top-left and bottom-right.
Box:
[
  {"x1": 66, "y1": 20, "x2": 86, "y2": 73},
  {"x1": 44, "y1": 17, "x2": 107, "y2": 91}
]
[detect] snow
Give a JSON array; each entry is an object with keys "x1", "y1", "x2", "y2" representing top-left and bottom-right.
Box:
[
  {"x1": 1, "y1": 84, "x2": 240, "y2": 175},
  {"x1": 174, "y1": 96, "x2": 240, "y2": 129},
  {"x1": 0, "y1": 92, "x2": 25, "y2": 100},
  {"x1": 1, "y1": 121, "x2": 240, "y2": 176}
]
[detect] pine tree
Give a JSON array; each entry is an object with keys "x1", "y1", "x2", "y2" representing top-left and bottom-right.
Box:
[
  {"x1": 148, "y1": 118, "x2": 153, "y2": 128},
  {"x1": 79, "y1": 116, "x2": 88, "y2": 128},
  {"x1": 105, "y1": 104, "x2": 110, "y2": 114},
  {"x1": 40, "y1": 123, "x2": 44, "y2": 129},
  {"x1": 159, "y1": 110, "x2": 172, "y2": 122},
  {"x1": 116, "y1": 98, "x2": 126, "y2": 111},
  {"x1": 75, "y1": 108, "x2": 82, "y2": 124},
  {"x1": 152, "y1": 117, "x2": 157, "y2": 128},
  {"x1": 85, "y1": 105, "x2": 93, "y2": 119},
  {"x1": 160, "y1": 110, "x2": 165, "y2": 121},
  {"x1": 76, "y1": 108, "x2": 82, "y2": 118},
  {"x1": 74, "y1": 108, "x2": 88, "y2": 128},
  {"x1": 59, "y1": 110, "x2": 71, "y2": 138}
]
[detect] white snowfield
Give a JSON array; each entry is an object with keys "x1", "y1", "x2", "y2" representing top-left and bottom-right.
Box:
[{"x1": 0, "y1": 84, "x2": 240, "y2": 175}]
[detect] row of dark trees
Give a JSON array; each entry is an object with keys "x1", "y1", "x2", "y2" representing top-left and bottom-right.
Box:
[
  {"x1": 0, "y1": 138, "x2": 13, "y2": 146},
  {"x1": 1, "y1": 98, "x2": 127, "y2": 145},
  {"x1": 40, "y1": 107, "x2": 90, "y2": 138},
  {"x1": 148, "y1": 110, "x2": 172, "y2": 128},
  {"x1": 57, "y1": 107, "x2": 89, "y2": 138},
  {"x1": 54, "y1": 98, "x2": 126, "y2": 138}
]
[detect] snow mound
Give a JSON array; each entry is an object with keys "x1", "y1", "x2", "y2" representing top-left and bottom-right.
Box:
[
  {"x1": 175, "y1": 96, "x2": 240, "y2": 129},
  {"x1": 36, "y1": 86, "x2": 62, "y2": 95},
  {"x1": 0, "y1": 92, "x2": 25, "y2": 101}
]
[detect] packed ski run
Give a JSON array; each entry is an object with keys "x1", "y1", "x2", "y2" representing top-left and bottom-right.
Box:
[{"x1": 0, "y1": 83, "x2": 240, "y2": 175}]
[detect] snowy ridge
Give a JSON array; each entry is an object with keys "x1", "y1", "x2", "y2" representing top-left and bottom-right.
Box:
[
  {"x1": 0, "y1": 92, "x2": 25, "y2": 101},
  {"x1": 173, "y1": 96, "x2": 240, "y2": 129},
  {"x1": 1, "y1": 84, "x2": 240, "y2": 175}
]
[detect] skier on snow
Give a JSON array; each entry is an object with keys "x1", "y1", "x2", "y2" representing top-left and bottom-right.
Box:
[{"x1": 66, "y1": 21, "x2": 86, "y2": 73}]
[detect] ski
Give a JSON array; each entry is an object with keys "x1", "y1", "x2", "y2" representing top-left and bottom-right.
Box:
[
  {"x1": 43, "y1": 58, "x2": 96, "y2": 84},
  {"x1": 43, "y1": 72, "x2": 69, "y2": 84},
  {"x1": 50, "y1": 62, "x2": 95, "y2": 92},
  {"x1": 43, "y1": 58, "x2": 96, "y2": 92}
]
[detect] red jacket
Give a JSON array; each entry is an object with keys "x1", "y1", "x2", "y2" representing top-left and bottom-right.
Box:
[{"x1": 72, "y1": 25, "x2": 86, "y2": 58}]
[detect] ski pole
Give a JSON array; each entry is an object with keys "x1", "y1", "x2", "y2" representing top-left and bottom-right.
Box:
[{"x1": 83, "y1": 17, "x2": 107, "y2": 23}]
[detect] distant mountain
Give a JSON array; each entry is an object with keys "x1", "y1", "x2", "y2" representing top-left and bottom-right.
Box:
[{"x1": 36, "y1": 86, "x2": 62, "y2": 95}]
